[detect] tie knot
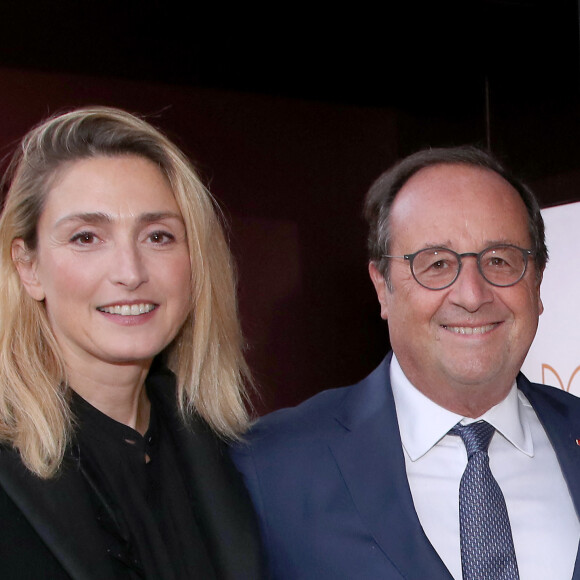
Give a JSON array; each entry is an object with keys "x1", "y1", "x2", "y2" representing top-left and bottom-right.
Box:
[{"x1": 450, "y1": 420, "x2": 495, "y2": 457}]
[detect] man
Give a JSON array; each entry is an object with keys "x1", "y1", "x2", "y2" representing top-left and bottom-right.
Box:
[{"x1": 231, "y1": 147, "x2": 580, "y2": 579}]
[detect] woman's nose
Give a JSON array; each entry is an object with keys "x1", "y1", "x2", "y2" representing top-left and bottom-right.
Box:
[{"x1": 109, "y1": 243, "x2": 149, "y2": 290}]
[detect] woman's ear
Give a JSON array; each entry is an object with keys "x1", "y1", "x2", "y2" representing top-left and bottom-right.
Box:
[{"x1": 11, "y1": 239, "x2": 45, "y2": 301}]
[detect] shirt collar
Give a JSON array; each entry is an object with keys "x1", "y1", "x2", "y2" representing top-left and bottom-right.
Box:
[{"x1": 390, "y1": 354, "x2": 534, "y2": 461}]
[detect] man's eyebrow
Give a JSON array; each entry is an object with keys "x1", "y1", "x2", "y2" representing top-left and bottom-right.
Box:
[
  {"x1": 55, "y1": 211, "x2": 184, "y2": 227},
  {"x1": 482, "y1": 238, "x2": 521, "y2": 246},
  {"x1": 419, "y1": 238, "x2": 520, "y2": 250},
  {"x1": 415, "y1": 241, "x2": 455, "y2": 250}
]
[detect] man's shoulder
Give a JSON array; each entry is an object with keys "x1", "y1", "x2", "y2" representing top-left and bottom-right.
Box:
[
  {"x1": 518, "y1": 373, "x2": 580, "y2": 410},
  {"x1": 237, "y1": 357, "x2": 393, "y2": 455},
  {"x1": 231, "y1": 382, "x2": 369, "y2": 480},
  {"x1": 245, "y1": 384, "x2": 352, "y2": 444}
]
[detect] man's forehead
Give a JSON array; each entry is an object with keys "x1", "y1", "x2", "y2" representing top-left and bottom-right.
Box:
[
  {"x1": 389, "y1": 163, "x2": 530, "y2": 248},
  {"x1": 398, "y1": 162, "x2": 513, "y2": 196},
  {"x1": 393, "y1": 163, "x2": 523, "y2": 210}
]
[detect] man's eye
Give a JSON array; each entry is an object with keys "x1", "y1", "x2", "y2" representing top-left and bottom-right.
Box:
[
  {"x1": 429, "y1": 259, "x2": 450, "y2": 270},
  {"x1": 489, "y1": 257, "x2": 508, "y2": 267}
]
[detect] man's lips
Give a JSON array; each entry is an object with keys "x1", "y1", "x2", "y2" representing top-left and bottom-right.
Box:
[
  {"x1": 441, "y1": 323, "x2": 499, "y2": 335},
  {"x1": 97, "y1": 303, "x2": 157, "y2": 316}
]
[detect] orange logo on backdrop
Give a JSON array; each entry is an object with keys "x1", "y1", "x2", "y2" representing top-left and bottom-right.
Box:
[{"x1": 542, "y1": 364, "x2": 580, "y2": 392}]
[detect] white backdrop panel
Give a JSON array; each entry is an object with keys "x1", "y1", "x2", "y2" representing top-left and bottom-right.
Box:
[{"x1": 522, "y1": 201, "x2": 580, "y2": 395}]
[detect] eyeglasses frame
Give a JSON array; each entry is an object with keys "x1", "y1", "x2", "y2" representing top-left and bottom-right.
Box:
[{"x1": 383, "y1": 244, "x2": 534, "y2": 290}]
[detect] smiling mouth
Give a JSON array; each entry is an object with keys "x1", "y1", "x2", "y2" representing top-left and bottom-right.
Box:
[
  {"x1": 442, "y1": 323, "x2": 498, "y2": 335},
  {"x1": 97, "y1": 304, "x2": 156, "y2": 316}
]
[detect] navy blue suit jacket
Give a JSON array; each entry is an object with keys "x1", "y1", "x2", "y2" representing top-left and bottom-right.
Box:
[{"x1": 231, "y1": 354, "x2": 580, "y2": 579}]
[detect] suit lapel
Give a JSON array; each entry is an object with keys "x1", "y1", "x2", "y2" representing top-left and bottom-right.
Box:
[
  {"x1": 329, "y1": 356, "x2": 453, "y2": 580},
  {"x1": 148, "y1": 370, "x2": 262, "y2": 580},
  {"x1": 518, "y1": 375, "x2": 580, "y2": 580},
  {"x1": 0, "y1": 447, "x2": 118, "y2": 580}
]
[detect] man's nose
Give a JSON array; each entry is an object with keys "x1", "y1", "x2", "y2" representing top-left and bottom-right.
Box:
[{"x1": 447, "y1": 256, "x2": 494, "y2": 311}]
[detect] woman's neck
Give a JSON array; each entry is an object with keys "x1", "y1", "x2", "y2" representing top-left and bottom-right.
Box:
[{"x1": 67, "y1": 358, "x2": 153, "y2": 434}]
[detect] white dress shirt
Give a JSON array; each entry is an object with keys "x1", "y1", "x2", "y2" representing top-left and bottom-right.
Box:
[{"x1": 390, "y1": 354, "x2": 580, "y2": 580}]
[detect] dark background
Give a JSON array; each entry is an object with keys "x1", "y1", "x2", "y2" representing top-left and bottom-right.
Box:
[{"x1": 0, "y1": 0, "x2": 578, "y2": 412}]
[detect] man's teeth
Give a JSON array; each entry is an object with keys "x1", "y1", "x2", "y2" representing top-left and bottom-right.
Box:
[
  {"x1": 444, "y1": 324, "x2": 496, "y2": 335},
  {"x1": 98, "y1": 304, "x2": 155, "y2": 316}
]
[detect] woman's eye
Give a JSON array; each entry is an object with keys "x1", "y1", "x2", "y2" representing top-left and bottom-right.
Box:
[
  {"x1": 70, "y1": 232, "x2": 98, "y2": 245},
  {"x1": 148, "y1": 231, "x2": 175, "y2": 244}
]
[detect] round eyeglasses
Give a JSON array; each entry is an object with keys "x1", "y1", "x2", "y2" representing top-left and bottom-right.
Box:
[{"x1": 383, "y1": 244, "x2": 534, "y2": 290}]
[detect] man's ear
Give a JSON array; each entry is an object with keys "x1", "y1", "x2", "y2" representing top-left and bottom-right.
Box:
[
  {"x1": 537, "y1": 281, "x2": 544, "y2": 316},
  {"x1": 535, "y1": 270, "x2": 544, "y2": 316},
  {"x1": 11, "y1": 239, "x2": 45, "y2": 301},
  {"x1": 368, "y1": 262, "x2": 390, "y2": 320}
]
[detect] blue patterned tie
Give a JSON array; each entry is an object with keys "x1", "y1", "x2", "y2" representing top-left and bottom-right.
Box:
[{"x1": 450, "y1": 421, "x2": 519, "y2": 580}]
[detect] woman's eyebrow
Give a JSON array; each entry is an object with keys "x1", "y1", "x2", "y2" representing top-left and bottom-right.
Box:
[
  {"x1": 137, "y1": 212, "x2": 184, "y2": 224},
  {"x1": 54, "y1": 211, "x2": 183, "y2": 227},
  {"x1": 54, "y1": 212, "x2": 111, "y2": 227}
]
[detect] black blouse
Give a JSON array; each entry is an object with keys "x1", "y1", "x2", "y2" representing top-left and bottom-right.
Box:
[{"x1": 72, "y1": 383, "x2": 218, "y2": 580}]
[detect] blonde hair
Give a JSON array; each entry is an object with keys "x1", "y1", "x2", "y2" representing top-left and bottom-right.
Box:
[{"x1": 0, "y1": 106, "x2": 253, "y2": 478}]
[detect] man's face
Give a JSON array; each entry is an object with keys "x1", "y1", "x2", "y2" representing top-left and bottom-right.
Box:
[{"x1": 369, "y1": 163, "x2": 543, "y2": 416}]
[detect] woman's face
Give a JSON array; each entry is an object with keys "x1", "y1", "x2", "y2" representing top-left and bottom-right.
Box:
[{"x1": 14, "y1": 155, "x2": 193, "y2": 372}]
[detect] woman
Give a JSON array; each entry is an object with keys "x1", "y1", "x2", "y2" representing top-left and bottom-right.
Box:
[{"x1": 0, "y1": 107, "x2": 262, "y2": 579}]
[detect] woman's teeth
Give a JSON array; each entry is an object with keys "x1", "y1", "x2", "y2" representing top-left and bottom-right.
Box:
[{"x1": 98, "y1": 304, "x2": 155, "y2": 316}]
